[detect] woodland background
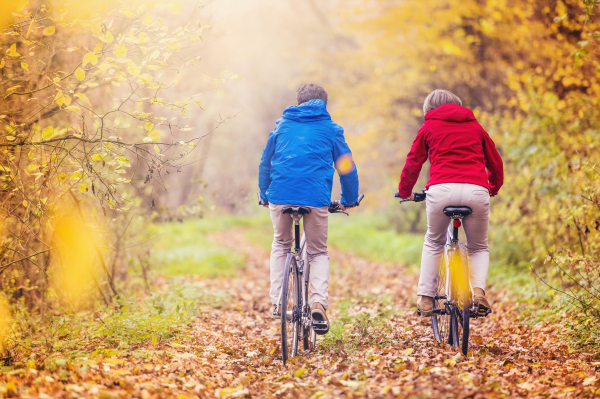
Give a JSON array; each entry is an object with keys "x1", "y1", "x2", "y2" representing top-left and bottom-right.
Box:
[{"x1": 0, "y1": 0, "x2": 599, "y2": 388}]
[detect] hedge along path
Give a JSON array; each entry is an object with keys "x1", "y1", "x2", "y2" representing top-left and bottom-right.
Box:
[{"x1": 2, "y1": 231, "x2": 598, "y2": 398}]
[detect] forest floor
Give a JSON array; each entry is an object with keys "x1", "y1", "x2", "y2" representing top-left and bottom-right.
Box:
[{"x1": 2, "y1": 227, "x2": 599, "y2": 398}]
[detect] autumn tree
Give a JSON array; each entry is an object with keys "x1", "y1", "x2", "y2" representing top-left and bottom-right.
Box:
[
  {"x1": 318, "y1": 0, "x2": 600, "y2": 343},
  {"x1": 0, "y1": 0, "x2": 236, "y2": 309}
]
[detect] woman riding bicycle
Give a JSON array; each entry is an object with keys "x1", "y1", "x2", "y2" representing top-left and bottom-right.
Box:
[{"x1": 398, "y1": 89, "x2": 504, "y2": 317}]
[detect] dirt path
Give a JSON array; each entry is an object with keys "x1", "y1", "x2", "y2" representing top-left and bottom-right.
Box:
[{"x1": 13, "y1": 232, "x2": 599, "y2": 398}]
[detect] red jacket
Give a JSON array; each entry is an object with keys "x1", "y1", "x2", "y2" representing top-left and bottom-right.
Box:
[{"x1": 398, "y1": 103, "x2": 503, "y2": 198}]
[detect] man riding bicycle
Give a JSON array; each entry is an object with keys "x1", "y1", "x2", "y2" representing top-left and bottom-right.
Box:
[
  {"x1": 258, "y1": 84, "x2": 360, "y2": 334},
  {"x1": 398, "y1": 89, "x2": 504, "y2": 317}
]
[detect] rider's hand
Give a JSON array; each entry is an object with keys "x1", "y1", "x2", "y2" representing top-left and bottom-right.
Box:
[
  {"x1": 262, "y1": 204, "x2": 268, "y2": 208},
  {"x1": 340, "y1": 204, "x2": 347, "y2": 211},
  {"x1": 403, "y1": 193, "x2": 415, "y2": 201}
]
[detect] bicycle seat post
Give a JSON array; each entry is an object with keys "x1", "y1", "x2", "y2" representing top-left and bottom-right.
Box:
[
  {"x1": 282, "y1": 206, "x2": 311, "y2": 254},
  {"x1": 443, "y1": 206, "x2": 473, "y2": 243},
  {"x1": 292, "y1": 215, "x2": 301, "y2": 253}
]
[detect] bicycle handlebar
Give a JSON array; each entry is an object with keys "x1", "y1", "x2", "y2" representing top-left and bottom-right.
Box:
[
  {"x1": 394, "y1": 190, "x2": 426, "y2": 203},
  {"x1": 329, "y1": 194, "x2": 365, "y2": 215},
  {"x1": 257, "y1": 192, "x2": 365, "y2": 216}
]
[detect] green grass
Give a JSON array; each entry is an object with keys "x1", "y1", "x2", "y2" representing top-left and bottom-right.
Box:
[
  {"x1": 329, "y1": 213, "x2": 423, "y2": 267},
  {"x1": 149, "y1": 214, "x2": 270, "y2": 278},
  {"x1": 320, "y1": 293, "x2": 403, "y2": 353},
  {"x1": 149, "y1": 211, "x2": 424, "y2": 270},
  {"x1": 239, "y1": 211, "x2": 424, "y2": 267}
]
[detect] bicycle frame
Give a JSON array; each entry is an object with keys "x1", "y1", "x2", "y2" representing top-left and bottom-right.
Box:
[
  {"x1": 260, "y1": 192, "x2": 364, "y2": 362},
  {"x1": 444, "y1": 214, "x2": 473, "y2": 304},
  {"x1": 274, "y1": 215, "x2": 317, "y2": 350}
]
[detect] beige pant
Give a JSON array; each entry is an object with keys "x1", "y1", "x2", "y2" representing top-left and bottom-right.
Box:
[
  {"x1": 418, "y1": 183, "x2": 490, "y2": 297},
  {"x1": 269, "y1": 204, "x2": 330, "y2": 309}
]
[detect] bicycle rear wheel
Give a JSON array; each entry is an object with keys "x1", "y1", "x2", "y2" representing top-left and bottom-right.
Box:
[
  {"x1": 432, "y1": 258, "x2": 449, "y2": 345},
  {"x1": 301, "y1": 239, "x2": 311, "y2": 351},
  {"x1": 460, "y1": 300, "x2": 470, "y2": 355},
  {"x1": 281, "y1": 254, "x2": 300, "y2": 364}
]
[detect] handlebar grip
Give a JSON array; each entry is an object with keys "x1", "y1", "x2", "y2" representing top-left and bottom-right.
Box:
[
  {"x1": 413, "y1": 192, "x2": 427, "y2": 202},
  {"x1": 394, "y1": 192, "x2": 401, "y2": 198},
  {"x1": 346, "y1": 194, "x2": 365, "y2": 208},
  {"x1": 329, "y1": 194, "x2": 364, "y2": 213}
]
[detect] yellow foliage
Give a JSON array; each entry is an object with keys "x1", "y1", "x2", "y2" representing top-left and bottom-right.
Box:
[
  {"x1": 52, "y1": 211, "x2": 101, "y2": 307},
  {"x1": 75, "y1": 67, "x2": 85, "y2": 81},
  {"x1": 114, "y1": 43, "x2": 128, "y2": 59},
  {"x1": 0, "y1": 297, "x2": 13, "y2": 351},
  {"x1": 42, "y1": 26, "x2": 56, "y2": 36},
  {"x1": 320, "y1": 0, "x2": 600, "y2": 309},
  {"x1": 0, "y1": 0, "x2": 229, "y2": 309},
  {"x1": 0, "y1": 0, "x2": 27, "y2": 29}
]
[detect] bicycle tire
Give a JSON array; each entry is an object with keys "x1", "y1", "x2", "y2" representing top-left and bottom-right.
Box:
[
  {"x1": 281, "y1": 254, "x2": 300, "y2": 364},
  {"x1": 457, "y1": 243, "x2": 470, "y2": 355},
  {"x1": 449, "y1": 304, "x2": 460, "y2": 347},
  {"x1": 446, "y1": 246, "x2": 463, "y2": 348},
  {"x1": 431, "y1": 259, "x2": 449, "y2": 345},
  {"x1": 460, "y1": 300, "x2": 470, "y2": 355},
  {"x1": 300, "y1": 236, "x2": 312, "y2": 351}
]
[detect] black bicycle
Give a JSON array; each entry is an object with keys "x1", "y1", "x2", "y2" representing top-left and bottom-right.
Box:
[
  {"x1": 259, "y1": 193, "x2": 364, "y2": 364},
  {"x1": 395, "y1": 191, "x2": 490, "y2": 355}
]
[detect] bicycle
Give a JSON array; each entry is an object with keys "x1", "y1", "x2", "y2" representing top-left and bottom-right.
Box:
[
  {"x1": 395, "y1": 191, "x2": 491, "y2": 355},
  {"x1": 258, "y1": 193, "x2": 365, "y2": 365}
]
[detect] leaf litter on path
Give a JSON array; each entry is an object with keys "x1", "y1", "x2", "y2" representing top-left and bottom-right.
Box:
[{"x1": 1, "y1": 230, "x2": 598, "y2": 398}]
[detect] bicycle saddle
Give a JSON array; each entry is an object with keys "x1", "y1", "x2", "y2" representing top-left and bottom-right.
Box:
[
  {"x1": 282, "y1": 206, "x2": 312, "y2": 216},
  {"x1": 443, "y1": 206, "x2": 473, "y2": 218}
]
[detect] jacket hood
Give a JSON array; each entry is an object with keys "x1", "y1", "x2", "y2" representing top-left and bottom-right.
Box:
[
  {"x1": 425, "y1": 103, "x2": 476, "y2": 122},
  {"x1": 282, "y1": 99, "x2": 331, "y2": 122}
]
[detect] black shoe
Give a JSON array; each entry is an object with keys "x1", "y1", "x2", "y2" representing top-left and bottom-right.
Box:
[
  {"x1": 311, "y1": 302, "x2": 329, "y2": 335},
  {"x1": 271, "y1": 304, "x2": 281, "y2": 319}
]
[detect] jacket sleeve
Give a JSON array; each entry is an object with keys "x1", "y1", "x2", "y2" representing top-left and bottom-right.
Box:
[
  {"x1": 333, "y1": 125, "x2": 359, "y2": 206},
  {"x1": 481, "y1": 128, "x2": 504, "y2": 195},
  {"x1": 398, "y1": 125, "x2": 428, "y2": 198},
  {"x1": 258, "y1": 131, "x2": 277, "y2": 201}
]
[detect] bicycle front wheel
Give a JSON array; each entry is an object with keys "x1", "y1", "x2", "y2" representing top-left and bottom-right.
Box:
[
  {"x1": 281, "y1": 254, "x2": 300, "y2": 364},
  {"x1": 432, "y1": 259, "x2": 449, "y2": 345}
]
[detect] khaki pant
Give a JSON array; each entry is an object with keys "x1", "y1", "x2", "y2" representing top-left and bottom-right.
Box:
[
  {"x1": 269, "y1": 204, "x2": 330, "y2": 309},
  {"x1": 418, "y1": 183, "x2": 490, "y2": 297}
]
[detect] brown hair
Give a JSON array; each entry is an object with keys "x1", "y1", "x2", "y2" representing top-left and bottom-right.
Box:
[{"x1": 297, "y1": 84, "x2": 328, "y2": 106}]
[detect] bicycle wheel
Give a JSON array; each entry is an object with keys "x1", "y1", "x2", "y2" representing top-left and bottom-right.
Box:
[
  {"x1": 281, "y1": 254, "x2": 300, "y2": 364},
  {"x1": 432, "y1": 256, "x2": 449, "y2": 345},
  {"x1": 282, "y1": 255, "x2": 300, "y2": 363},
  {"x1": 457, "y1": 243, "x2": 470, "y2": 355},
  {"x1": 443, "y1": 245, "x2": 468, "y2": 350},
  {"x1": 300, "y1": 239, "x2": 312, "y2": 351}
]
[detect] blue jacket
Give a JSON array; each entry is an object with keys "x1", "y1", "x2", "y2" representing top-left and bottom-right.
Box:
[{"x1": 258, "y1": 99, "x2": 359, "y2": 207}]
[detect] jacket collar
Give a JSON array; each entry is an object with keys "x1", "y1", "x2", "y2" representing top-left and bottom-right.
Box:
[
  {"x1": 425, "y1": 103, "x2": 476, "y2": 122},
  {"x1": 282, "y1": 99, "x2": 331, "y2": 122}
]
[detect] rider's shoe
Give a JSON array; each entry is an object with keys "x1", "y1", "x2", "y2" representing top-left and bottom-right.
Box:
[
  {"x1": 311, "y1": 302, "x2": 329, "y2": 335},
  {"x1": 271, "y1": 304, "x2": 281, "y2": 319},
  {"x1": 473, "y1": 288, "x2": 492, "y2": 314},
  {"x1": 417, "y1": 296, "x2": 434, "y2": 317}
]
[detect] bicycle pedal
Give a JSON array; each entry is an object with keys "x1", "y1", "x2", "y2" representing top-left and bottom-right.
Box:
[
  {"x1": 312, "y1": 320, "x2": 328, "y2": 333},
  {"x1": 479, "y1": 308, "x2": 492, "y2": 317}
]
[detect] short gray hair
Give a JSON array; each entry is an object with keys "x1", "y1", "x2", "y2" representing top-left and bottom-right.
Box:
[
  {"x1": 423, "y1": 89, "x2": 462, "y2": 114},
  {"x1": 297, "y1": 84, "x2": 328, "y2": 106}
]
